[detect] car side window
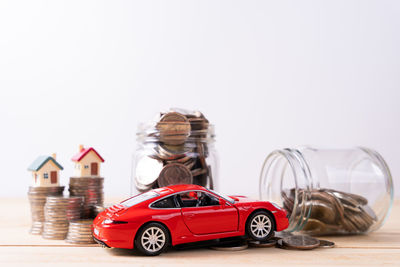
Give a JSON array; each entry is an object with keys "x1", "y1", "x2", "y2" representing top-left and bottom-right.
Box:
[
  {"x1": 198, "y1": 192, "x2": 220, "y2": 207},
  {"x1": 151, "y1": 196, "x2": 177, "y2": 209},
  {"x1": 177, "y1": 191, "x2": 220, "y2": 208},
  {"x1": 177, "y1": 191, "x2": 199, "y2": 207}
]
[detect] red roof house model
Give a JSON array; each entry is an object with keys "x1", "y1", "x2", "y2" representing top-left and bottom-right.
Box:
[
  {"x1": 72, "y1": 146, "x2": 105, "y2": 162},
  {"x1": 71, "y1": 145, "x2": 104, "y2": 177}
]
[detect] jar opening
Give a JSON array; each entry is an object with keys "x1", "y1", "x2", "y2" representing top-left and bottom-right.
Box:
[{"x1": 260, "y1": 149, "x2": 313, "y2": 232}]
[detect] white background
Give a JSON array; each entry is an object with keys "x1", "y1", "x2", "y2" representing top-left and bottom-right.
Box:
[{"x1": 0, "y1": 0, "x2": 399, "y2": 198}]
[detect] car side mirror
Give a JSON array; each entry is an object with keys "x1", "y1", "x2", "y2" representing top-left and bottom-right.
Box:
[{"x1": 219, "y1": 198, "x2": 226, "y2": 207}]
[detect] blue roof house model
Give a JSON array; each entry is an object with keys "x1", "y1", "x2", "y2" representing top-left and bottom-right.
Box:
[{"x1": 28, "y1": 153, "x2": 63, "y2": 187}]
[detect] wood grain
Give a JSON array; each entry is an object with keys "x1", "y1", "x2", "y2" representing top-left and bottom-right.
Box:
[{"x1": 0, "y1": 198, "x2": 399, "y2": 266}]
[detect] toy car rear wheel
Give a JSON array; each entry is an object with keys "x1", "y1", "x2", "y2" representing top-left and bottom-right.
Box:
[
  {"x1": 246, "y1": 211, "x2": 275, "y2": 241},
  {"x1": 135, "y1": 223, "x2": 170, "y2": 256}
]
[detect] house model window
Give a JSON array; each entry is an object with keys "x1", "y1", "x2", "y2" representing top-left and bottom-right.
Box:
[
  {"x1": 84, "y1": 165, "x2": 89, "y2": 169},
  {"x1": 43, "y1": 173, "x2": 48, "y2": 179}
]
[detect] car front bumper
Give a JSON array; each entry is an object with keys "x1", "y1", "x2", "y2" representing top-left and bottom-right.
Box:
[
  {"x1": 93, "y1": 236, "x2": 110, "y2": 248},
  {"x1": 274, "y1": 209, "x2": 290, "y2": 232}
]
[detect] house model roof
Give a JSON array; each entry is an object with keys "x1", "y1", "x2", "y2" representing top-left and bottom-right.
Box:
[
  {"x1": 28, "y1": 155, "x2": 64, "y2": 171},
  {"x1": 71, "y1": 147, "x2": 105, "y2": 162}
]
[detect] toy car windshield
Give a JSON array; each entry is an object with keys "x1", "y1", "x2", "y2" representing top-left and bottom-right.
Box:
[{"x1": 208, "y1": 189, "x2": 235, "y2": 204}]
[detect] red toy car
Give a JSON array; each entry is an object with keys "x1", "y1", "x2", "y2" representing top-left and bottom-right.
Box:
[{"x1": 93, "y1": 184, "x2": 288, "y2": 255}]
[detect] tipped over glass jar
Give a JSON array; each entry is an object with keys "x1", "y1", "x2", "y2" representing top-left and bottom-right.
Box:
[
  {"x1": 259, "y1": 147, "x2": 393, "y2": 235},
  {"x1": 131, "y1": 108, "x2": 218, "y2": 194}
]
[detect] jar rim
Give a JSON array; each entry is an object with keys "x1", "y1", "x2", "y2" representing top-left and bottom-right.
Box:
[
  {"x1": 259, "y1": 148, "x2": 314, "y2": 232},
  {"x1": 136, "y1": 122, "x2": 216, "y2": 143}
]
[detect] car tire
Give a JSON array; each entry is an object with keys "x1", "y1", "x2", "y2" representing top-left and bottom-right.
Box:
[
  {"x1": 246, "y1": 210, "x2": 275, "y2": 241},
  {"x1": 135, "y1": 223, "x2": 170, "y2": 256}
]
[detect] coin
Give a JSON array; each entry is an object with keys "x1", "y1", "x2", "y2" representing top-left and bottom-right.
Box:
[
  {"x1": 282, "y1": 235, "x2": 320, "y2": 250},
  {"x1": 157, "y1": 144, "x2": 190, "y2": 160},
  {"x1": 191, "y1": 168, "x2": 207, "y2": 177},
  {"x1": 282, "y1": 188, "x2": 376, "y2": 235},
  {"x1": 157, "y1": 163, "x2": 193, "y2": 187},
  {"x1": 66, "y1": 219, "x2": 95, "y2": 244},
  {"x1": 134, "y1": 109, "x2": 214, "y2": 192},
  {"x1": 135, "y1": 156, "x2": 164, "y2": 186},
  {"x1": 248, "y1": 239, "x2": 277, "y2": 248},
  {"x1": 274, "y1": 231, "x2": 293, "y2": 239},
  {"x1": 318, "y1": 239, "x2": 335, "y2": 248},
  {"x1": 41, "y1": 196, "x2": 84, "y2": 239},
  {"x1": 275, "y1": 239, "x2": 286, "y2": 249},
  {"x1": 157, "y1": 112, "x2": 191, "y2": 145},
  {"x1": 69, "y1": 177, "x2": 104, "y2": 218},
  {"x1": 309, "y1": 201, "x2": 336, "y2": 225},
  {"x1": 27, "y1": 186, "x2": 65, "y2": 235},
  {"x1": 209, "y1": 241, "x2": 248, "y2": 251}
]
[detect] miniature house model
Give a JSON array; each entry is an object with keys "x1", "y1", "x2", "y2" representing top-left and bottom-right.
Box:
[
  {"x1": 72, "y1": 145, "x2": 104, "y2": 177},
  {"x1": 28, "y1": 154, "x2": 63, "y2": 187}
]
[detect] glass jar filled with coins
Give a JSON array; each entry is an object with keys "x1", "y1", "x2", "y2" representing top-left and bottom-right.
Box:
[
  {"x1": 259, "y1": 147, "x2": 393, "y2": 235},
  {"x1": 132, "y1": 108, "x2": 218, "y2": 194}
]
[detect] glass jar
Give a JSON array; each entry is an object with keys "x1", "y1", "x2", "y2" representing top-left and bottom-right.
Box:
[
  {"x1": 259, "y1": 147, "x2": 393, "y2": 235},
  {"x1": 131, "y1": 108, "x2": 218, "y2": 194}
]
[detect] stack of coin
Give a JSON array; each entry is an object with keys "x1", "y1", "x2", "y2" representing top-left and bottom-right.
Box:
[
  {"x1": 69, "y1": 177, "x2": 104, "y2": 218},
  {"x1": 134, "y1": 109, "x2": 214, "y2": 192},
  {"x1": 27, "y1": 186, "x2": 64, "y2": 235},
  {"x1": 44, "y1": 196, "x2": 83, "y2": 221},
  {"x1": 42, "y1": 196, "x2": 83, "y2": 240},
  {"x1": 282, "y1": 188, "x2": 377, "y2": 234},
  {"x1": 66, "y1": 220, "x2": 95, "y2": 244}
]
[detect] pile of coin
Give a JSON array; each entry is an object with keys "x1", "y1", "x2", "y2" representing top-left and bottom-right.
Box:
[
  {"x1": 27, "y1": 186, "x2": 64, "y2": 235},
  {"x1": 206, "y1": 232, "x2": 334, "y2": 251},
  {"x1": 42, "y1": 196, "x2": 83, "y2": 240},
  {"x1": 66, "y1": 220, "x2": 95, "y2": 244},
  {"x1": 135, "y1": 109, "x2": 214, "y2": 192},
  {"x1": 69, "y1": 177, "x2": 104, "y2": 218},
  {"x1": 282, "y1": 188, "x2": 377, "y2": 234}
]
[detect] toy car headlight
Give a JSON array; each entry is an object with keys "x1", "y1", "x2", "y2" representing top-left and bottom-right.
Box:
[{"x1": 102, "y1": 218, "x2": 128, "y2": 225}]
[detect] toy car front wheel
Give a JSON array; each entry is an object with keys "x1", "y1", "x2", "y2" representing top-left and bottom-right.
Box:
[
  {"x1": 246, "y1": 211, "x2": 275, "y2": 241},
  {"x1": 135, "y1": 223, "x2": 170, "y2": 256}
]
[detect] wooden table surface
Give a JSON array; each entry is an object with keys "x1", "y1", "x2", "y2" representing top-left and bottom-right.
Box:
[{"x1": 1, "y1": 197, "x2": 399, "y2": 266}]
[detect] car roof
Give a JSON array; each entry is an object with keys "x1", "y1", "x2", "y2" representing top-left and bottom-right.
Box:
[{"x1": 154, "y1": 184, "x2": 207, "y2": 196}]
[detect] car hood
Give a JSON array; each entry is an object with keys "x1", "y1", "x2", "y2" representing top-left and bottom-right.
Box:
[{"x1": 229, "y1": 195, "x2": 260, "y2": 203}]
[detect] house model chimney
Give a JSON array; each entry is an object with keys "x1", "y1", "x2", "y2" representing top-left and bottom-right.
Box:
[
  {"x1": 51, "y1": 153, "x2": 56, "y2": 160},
  {"x1": 79, "y1": 144, "x2": 84, "y2": 152}
]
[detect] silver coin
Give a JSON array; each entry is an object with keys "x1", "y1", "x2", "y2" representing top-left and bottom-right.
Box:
[
  {"x1": 275, "y1": 239, "x2": 286, "y2": 249},
  {"x1": 248, "y1": 239, "x2": 277, "y2": 248},
  {"x1": 282, "y1": 235, "x2": 320, "y2": 250},
  {"x1": 274, "y1": 231, "x2": 293, "y2": 239},
  {"x1": 210, "y1": 241, "x2": 248, "y2": 251},
  {"x1": 135, "y1": 156, "x2": 164, "y2": 186},
  {"x1": 318, "y1": 239, "x2": 335, "y2": 248}
]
